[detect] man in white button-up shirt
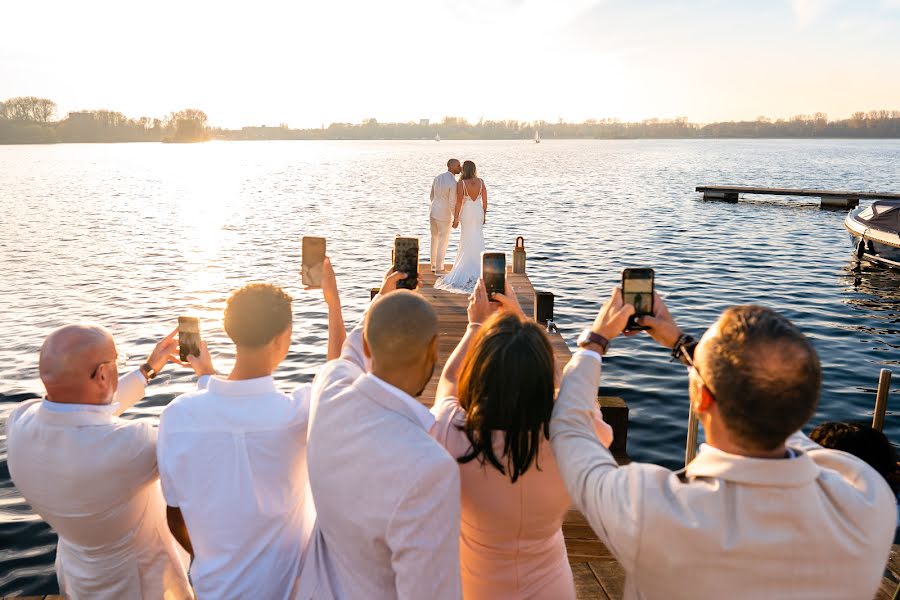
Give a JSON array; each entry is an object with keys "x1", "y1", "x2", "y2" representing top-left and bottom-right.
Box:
[
  {"x1": 158, "y1": 259, "x2": 345, "y2": 599},
  {"x1": 429, "y1": 159, "x2": 461, "y2": 273},
  {"x1": 6, "y1": 325, "x2": 193, "y2": 599},
  {"x1": 551, "y1": 290, "x2": 896, "y2": 600},
  {"x1": 299, "y1": 271, "x2": 461, "y2": 600}
]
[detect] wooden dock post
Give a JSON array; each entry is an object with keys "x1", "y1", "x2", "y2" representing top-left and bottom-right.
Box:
[{"x1": 873, "y1": 368, "x2": 892, "y2": 432}]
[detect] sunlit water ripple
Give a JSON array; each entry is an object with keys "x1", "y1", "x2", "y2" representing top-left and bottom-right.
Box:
[{"x1": 1, "y1": 139, "x2": 898, "y2": 594}]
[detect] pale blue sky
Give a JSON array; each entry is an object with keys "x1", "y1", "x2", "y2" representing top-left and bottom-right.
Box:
[{"x1": 1, "y1": 0, "x2": 898, "y2": 127}]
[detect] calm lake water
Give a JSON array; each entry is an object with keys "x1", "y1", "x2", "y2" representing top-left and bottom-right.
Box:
[{"x1": 1, "y1": 139, "x2": 898, "y2": 594}]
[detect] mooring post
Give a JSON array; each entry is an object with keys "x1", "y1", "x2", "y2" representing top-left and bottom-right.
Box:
[
  {"x1": 513, "y1": 237, "x2": 526, "y2": 274},
  {"x1": 534, "y1": 291, "x2": 554, "y2": 327},
  {"x1": 873, "y1": 368, "x2": 892, "y2": 432},
  {"x1": 819, "y1": 196, "x2": 859, "y2": 210},
  {"x1": 685, "y1": 405, "x2": 699, "y2": 466}
]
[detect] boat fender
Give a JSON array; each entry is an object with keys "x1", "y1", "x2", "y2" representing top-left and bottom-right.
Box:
[{"x1": 856, "y1": 239, "x2": 866, "y2": 260}]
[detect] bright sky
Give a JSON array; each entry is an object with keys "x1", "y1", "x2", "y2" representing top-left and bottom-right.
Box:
[{"x1": 2, "y1": 0, "x2": 899, "y2": 128}]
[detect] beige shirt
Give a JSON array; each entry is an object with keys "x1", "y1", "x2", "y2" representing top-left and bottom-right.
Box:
[
  {"x1": 550, "y1": 353, "x2": 897, "y2": 600},
  {"x1": 6, "y1": 370, "x2": 192, "y2": 600}
]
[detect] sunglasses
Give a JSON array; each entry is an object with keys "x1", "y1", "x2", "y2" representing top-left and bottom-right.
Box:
[{"x1": 89, "y1": 354, "x2": 128, "y2": 379}]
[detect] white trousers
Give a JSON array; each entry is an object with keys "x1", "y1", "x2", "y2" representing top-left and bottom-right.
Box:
[{"x1": 430, "y1": 217, "x2": 452, "y2": 271}]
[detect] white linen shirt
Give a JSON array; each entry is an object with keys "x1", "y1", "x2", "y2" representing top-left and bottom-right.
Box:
[
  {"x1": 6, "y1": 370, "x2": 192, "y2": 600},
  {"x1": 430, "y1": 171, "x2": 457, "y2": 221},
  {"x1": 157, "y1": 375, "x2": 312, "y2": 599},
  {"x1": 297, "y1": 305, "x2": 462, "y2": 600},
  {"x1": 551, "y1": 353, "x2": 897, "y2": 600}
]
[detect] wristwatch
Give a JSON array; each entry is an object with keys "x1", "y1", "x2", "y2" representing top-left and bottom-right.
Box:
[
  {"x1": 139, "y1": 362, "x2": 157, "y2": 382},
  {"x1": 671, "y1": 334, "x2": 697, "y2": 365},
  {"x1": 577, "y1": 329, "x2": 610, "y2": 355}
]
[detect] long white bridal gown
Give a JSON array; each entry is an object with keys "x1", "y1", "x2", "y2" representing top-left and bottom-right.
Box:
[{"x1": 435, "y1": 179, "x2": 485, "y2": 293}]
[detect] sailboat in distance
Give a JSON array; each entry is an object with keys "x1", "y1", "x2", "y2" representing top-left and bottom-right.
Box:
[
  {"x1": 534, "y1": 130, "x2": 541, "y2": 144},
  {"x1": 435, "y1": 133, "x2": 441, "y2": 142}
]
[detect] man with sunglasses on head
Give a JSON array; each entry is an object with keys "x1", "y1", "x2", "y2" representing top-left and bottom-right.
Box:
[
  {"x1": 6, "y1": 325, "x2": 194, "y2": 599},
  {"x1": 550, "y1": 290, "x2": 896, "y2": 600}
]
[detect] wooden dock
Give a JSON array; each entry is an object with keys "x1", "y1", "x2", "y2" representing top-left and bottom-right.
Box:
[{"x1": 696, "y1": 184, "x2": 900, "y2": 209}]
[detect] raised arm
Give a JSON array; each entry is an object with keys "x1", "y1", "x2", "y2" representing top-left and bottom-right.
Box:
[
  {"x1": 320, "y1": 257, "x2": 346, "y2": 361},
  {"x1": 114, "y1": 329, "x2": 183, "y2": 417},
  {"x1": 338, "y1": 269, "x2": 410, "y2": 370}
]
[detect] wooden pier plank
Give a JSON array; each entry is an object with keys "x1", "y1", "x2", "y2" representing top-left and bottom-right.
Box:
[{"x1": 695, "y1": 184, "x2": 900, "y2": 200}]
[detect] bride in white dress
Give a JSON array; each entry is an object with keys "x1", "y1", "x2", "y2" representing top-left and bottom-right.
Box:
[{"x1": 435, "y1": 160, "x2": 488, "y2": 293}]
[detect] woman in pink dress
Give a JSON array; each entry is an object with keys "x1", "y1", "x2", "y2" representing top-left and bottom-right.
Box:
[{"x1": 430, "y1": 280, "x2": 613, "y2": 600}]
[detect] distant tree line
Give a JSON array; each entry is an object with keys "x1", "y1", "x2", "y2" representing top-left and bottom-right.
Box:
[
  {"x1": 227, "y1": 112, "x2": 900, "y2": 141},
  {"x1": 3, "y1": 96, "x2": 900, "y2": 144},
  {"x1": 0, "y1": 97, "x2": 209, "y2": 144}
]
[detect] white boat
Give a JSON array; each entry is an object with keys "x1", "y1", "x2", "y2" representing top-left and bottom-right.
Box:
[
  {"x1": 534, "y1": 130, "x2": 540, "y2": 144},
  {"x1": 844, "y1": 199, "x2": 900, "y2": 269},
  {"x1": 435, "y1": 133, "x2": 440, "y2": 142}
]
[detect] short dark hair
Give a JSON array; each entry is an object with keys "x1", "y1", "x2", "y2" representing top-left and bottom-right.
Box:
[
  {"x1": 702, "y1": 305, "x2": 821, "y2": 451},
  {"x1": 457, "y1": 311, "x2": 556, "y2": 483},
  {"x1": 810, "y1": 421, "x2": 900, "y2": 494},
  {"x1": 447, "y1": 158, "x2": 459, "y2": 168},
  {"x1": 224, "y1": 283, "x2": 293, "y2": 348}
]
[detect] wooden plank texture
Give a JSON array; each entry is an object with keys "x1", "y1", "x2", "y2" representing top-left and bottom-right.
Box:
[{"x1": 695, "y1": 185, "x2": 900, "y2": 200}]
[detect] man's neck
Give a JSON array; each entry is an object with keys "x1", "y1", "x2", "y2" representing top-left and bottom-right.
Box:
[
  {"x1": 706, "y1": 436, "x2": 789, "y2": 459},
  {"x1": 371, "y1": 368, "x2": 420, "y2": 398},
  {"x1": 228, "y1": 353, "x2": 274, "y2": 381}
]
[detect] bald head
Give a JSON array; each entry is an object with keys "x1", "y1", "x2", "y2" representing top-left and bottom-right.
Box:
[
  {"x1": 40, "y1": 324, "x2": 117, "y2": 404},
  {"x1": 365, "y1": 291, "x2": 438, "y2": 368},
  {"x1": 696, "y1": 305, "x2": 820, "y2": 451}
]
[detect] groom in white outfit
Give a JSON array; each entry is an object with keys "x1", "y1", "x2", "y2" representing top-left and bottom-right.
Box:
[{"x1": 429, "y1": 158, "x2": 460, "y2": 274}]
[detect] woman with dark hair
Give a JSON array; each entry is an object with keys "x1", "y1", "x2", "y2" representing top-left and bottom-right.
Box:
[
  {"x1": 430, "y1": 280, "x2": 612, "y2": 600},
  {"x1": 435, "y1": 160, "x2": 487, "y2": 293}
]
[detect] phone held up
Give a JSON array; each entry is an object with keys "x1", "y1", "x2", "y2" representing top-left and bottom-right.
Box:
[
  {"x1": 393, "y1": 237, "x2": 419, "y2": 290},
  {"x1": 178, "y1": 316, "x2": 201, "y2": 362},
  {"x1": 621, "y1": 268, "x2": 655, "y2": 331},
  {"x1": 302, "y1": 236, "x2": 326, "y2": 288},
  {"x1": 482, "y1": 252, "x2": 506, "y2": 302}
]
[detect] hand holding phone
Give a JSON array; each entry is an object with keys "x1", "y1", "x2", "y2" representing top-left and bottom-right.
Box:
[
  {"x1": 178, "y1": 316, "x2": 201, "y2": 362},
  {"x1": 393, "y1": 237, "x2": 419, "y2": 290},
  {"x1": 482, "y1": 252, "x2": 506, "y2": 302},
  {"x1": 302, "y1": 236, "x2": 326, "y2": 288},
  {"x1": 621, "y1": 268, "x2": 655, "y2": 331}
]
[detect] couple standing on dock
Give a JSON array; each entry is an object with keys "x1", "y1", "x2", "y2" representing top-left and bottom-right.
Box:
[{"x1": 429, "y1": 158, "x2": 488, "y2": 293}]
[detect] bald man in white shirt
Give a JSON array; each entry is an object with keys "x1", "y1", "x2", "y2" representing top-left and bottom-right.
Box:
[
  {"x1": 299, "y1": 270, "x2": 461, "y2": 600},
  {"x1": 429, "y1": 158, "x2": 461, "y2": 273},
  {"x1": 6, "y1": 325, "x2": 193, "y2": 599}
]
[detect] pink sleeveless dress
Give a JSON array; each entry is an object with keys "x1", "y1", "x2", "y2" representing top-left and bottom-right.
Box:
[{"x1": 430, "y1": 397, "x2": 576, "y2": 600}]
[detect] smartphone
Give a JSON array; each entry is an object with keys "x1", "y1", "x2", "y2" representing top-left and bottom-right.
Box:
[
  {"x1": 393, "y1": 237, "x2": 419, "y2": 290},
  {"x1": 302, "y1": 236, "x2": 326, "y2": 288},
  {"x1": 622, "y1": 268, "x2": 655, "y2": 331},
  {"x1": 178, "y1": 316, "x2": 201, "y2": 362},
  {"x1": 482, "y1": 252, "x2": 506, "y2": 301}
]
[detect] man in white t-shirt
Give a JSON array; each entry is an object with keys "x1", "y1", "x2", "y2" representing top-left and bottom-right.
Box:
[
  {"x1": 429, "y1": 158, "x2": 461, "y2": 274},
  {"x1": 157, "y1": 258, "x2": 345, "y2": 599}
]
